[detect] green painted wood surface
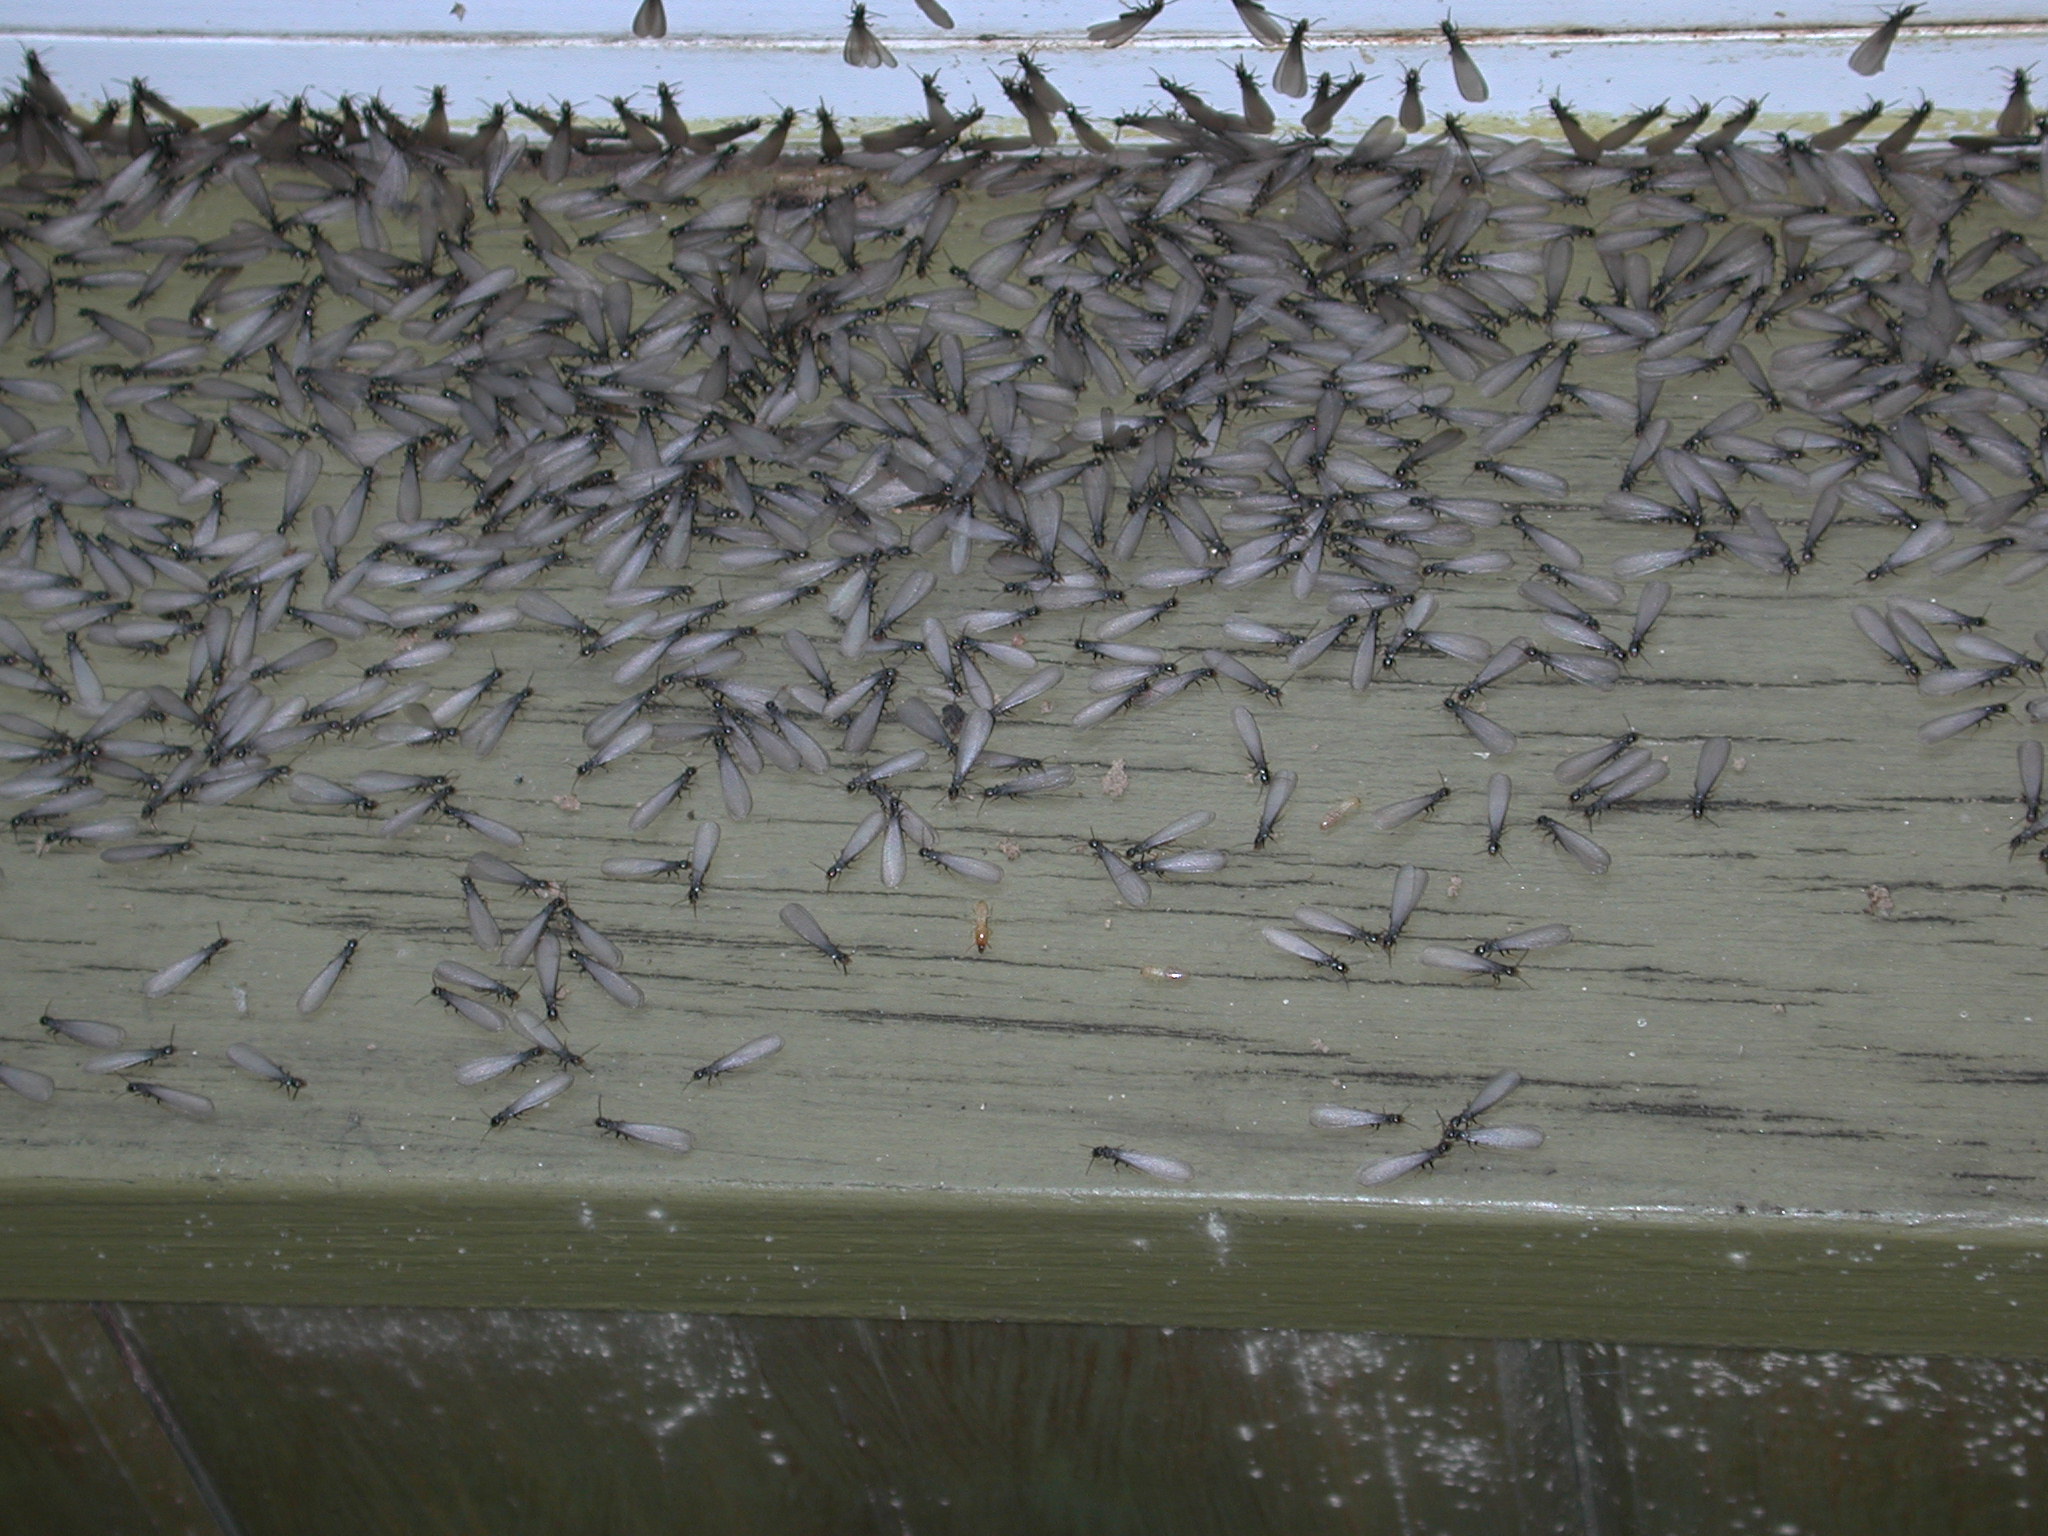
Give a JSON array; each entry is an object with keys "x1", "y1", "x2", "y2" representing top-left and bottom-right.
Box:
[
  {"x1": 0, "y1": 145, "x2": 2045, "y2": 1355},
  {"x1": 6, "y1": 1301, "x2": 2047, "y2": 1535}
]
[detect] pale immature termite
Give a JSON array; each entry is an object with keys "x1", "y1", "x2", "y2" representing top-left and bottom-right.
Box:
[
  {"x1": 693, "y1": 1033, "x2": 783, "y2": 1081},
  {"x1": 972, "y1": 900, "x2": 992, "y2": 953},
  {"x1": 142, "y1": 935, "x2": 231, "y2": 999},
  {"x1": 0, "y1": 1062, "x2": 54, "y2": 1102},
  {"x1": 1321, "y1": 797, "x2": 1363, "y2": 833},
  {"x1": 595, "y1": 1098, "x2": 694, "y2": 1153},
  {"x1": 226, "y1": 1043, "x2": 304, "y2": 1097},
  {"x1": 1848, "y1": 4, "x2": 1917, "y2": 75},
  {"x1": 488, "y1": 1070, "x2": 573, "y2": 1129},
  {"x1": 297, "y1": 936, "x2": 360, "y2": 1016},
  {"x1": 780, "y1": 903, "x2": 850, "y2": 970},
  {"x1": 1090, "y1": 1145, "x2": 1192, "y2": 1182},
  {"x1": 1692, "y1": 738, "x2": 1732, "y2": 818},
  {"x1": 127, "y1": 1081, "x2": 214, "y2": 1120}
]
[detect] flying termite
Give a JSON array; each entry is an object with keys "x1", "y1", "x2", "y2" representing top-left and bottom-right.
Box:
[
  {"x1": 693, "y1": 1034, "x2": 784, "y2": 1081},
  {"x1": 1090, "y1": 1145, "x2": 1192, "y2": 1182}
]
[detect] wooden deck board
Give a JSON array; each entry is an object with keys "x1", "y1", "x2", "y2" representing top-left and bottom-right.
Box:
[{"x1": 0, "y1": 140, "x2": 2044, "y2": 1354}]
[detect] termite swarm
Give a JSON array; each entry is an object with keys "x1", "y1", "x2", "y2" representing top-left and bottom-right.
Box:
[{"x1": 0, "y1": 56, "x2": 2038, "y2": 1211}]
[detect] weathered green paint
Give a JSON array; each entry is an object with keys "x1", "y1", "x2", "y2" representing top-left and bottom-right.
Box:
[
  {"x1": 0, "y1": 159, "x2": 2045, "y2": 1358},
  {"x1": 1, "y1": 1188, "x2": 2045, "y2": 1357}
]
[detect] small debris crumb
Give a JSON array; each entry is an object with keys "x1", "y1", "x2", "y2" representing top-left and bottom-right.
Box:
[
  {"x1": 1101, "y1": 759, "x2": 1130, "y2": 797},
  {"x1": 553, "y1": 794, "x2": 581, "y2": 812},
  {"x1": 1864, "y1": 884, "x2": 1894, "y2": 917}
]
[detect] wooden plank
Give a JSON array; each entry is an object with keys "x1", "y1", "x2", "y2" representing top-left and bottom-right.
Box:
[
  {"x1": 82, "y1": 1304, "x2": 2048, "y2": 1534},
  {"x1": 1569, "y1": 1340, "x2": 2048, "y2": 1530},
  {"x1": 115, "y1": 1304, "x2": 1586, "y2": 1533},
  {"x1": 0, "y1": 1303, "x2": 213, "y2": 1535},
  {"x1": 0, "y1": 98, "x2": 2046, "y2": 1353},
  {"x1": 4, "y1": 1191, "x2": 2047, "y2": 1354}
]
